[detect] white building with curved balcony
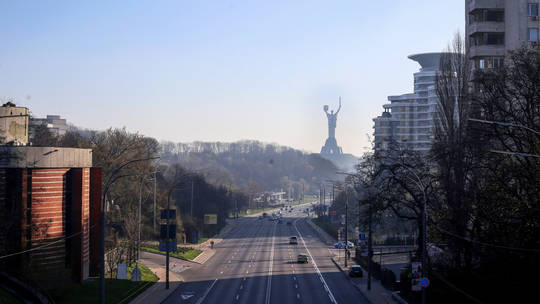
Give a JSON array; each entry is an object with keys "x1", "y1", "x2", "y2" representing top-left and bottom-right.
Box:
[{"x1": 373, "y1": 53, "x2": 447, "y2": 153}]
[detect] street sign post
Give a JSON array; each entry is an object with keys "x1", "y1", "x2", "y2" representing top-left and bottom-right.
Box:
[
  {"x1": 160, "y1": 224, "x2": 176, "y2": 239},
  {"x1": 411, "y1": 262, "x2": 423, "y2": 291},
  {"x1": 159, "y1": 240, "x2": 177, "y2": 252},
  {"x1": 160, "y1": 209, "x2": 176, "y2": 220}
]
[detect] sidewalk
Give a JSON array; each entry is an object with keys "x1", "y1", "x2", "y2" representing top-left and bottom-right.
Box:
[
  {"x1": 332, "y1": 256, "x2": 398, "y2": 304},
  {"x1": 130, "y1": 219, "x2": 239, "y2": 304},
  {"x1": 129, "y1": 255, "x2": 183, "y2": 304},
  {"x1": 306, "y1": 217, "x2": 401, "y2": 304}
]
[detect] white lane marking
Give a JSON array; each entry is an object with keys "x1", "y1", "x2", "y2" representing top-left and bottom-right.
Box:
[
  {"x1": 297, "y1": 293, "x2": 300, "y2": 299},
  {"x1": 293, "y1": 219, "x2": 338, "y2": 304},
  {"x1": 264, "y1": 222, "x2": 277, "y2": 304},
  {"x1": 240, "y1": 284, "x2": 243, "y2": 290},
  {"x1": 293, "y1": 276, "x2": 296, "y2": 281},
  {"x1": 236, "y1": 294, "x2": 239, "y2": 300},
  {"x1": 195, "y1": 278, "x2": 218, "y2": 304}
]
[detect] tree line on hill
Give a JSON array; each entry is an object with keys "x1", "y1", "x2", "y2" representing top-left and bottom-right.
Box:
[{"x1": 160, "y1": 139, "x2": 340, "y2": 198}]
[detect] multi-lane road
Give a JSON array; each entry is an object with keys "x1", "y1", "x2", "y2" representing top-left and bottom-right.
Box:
[{"x1": 163, "y1": 204, "x2": 369, "y2": 304}]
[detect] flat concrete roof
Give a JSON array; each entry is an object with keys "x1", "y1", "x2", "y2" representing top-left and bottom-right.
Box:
[{"x1": 0, "y1": 146, "x2": 92, "y2": 168}]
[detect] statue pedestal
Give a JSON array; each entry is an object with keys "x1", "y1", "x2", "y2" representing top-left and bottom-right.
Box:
[{"x1": 321, "y1": 137, "x2": 342, "y2": 155}]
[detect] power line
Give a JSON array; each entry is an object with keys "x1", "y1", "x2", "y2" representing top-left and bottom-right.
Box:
[{"x1": 0, "y1": 223, "x2": 98, "y2": 260}]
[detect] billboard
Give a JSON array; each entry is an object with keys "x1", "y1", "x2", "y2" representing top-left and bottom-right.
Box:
[{"x1": 204, "y1": 214, "x2": 218, "y2": 224}]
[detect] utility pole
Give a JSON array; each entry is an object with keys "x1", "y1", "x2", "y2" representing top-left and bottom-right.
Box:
[
  {"x1": 368, "y1": 197, "x2": 373, "y2": 291},
  {"x1": 190, "y1": 179, "x2": 194, "y2": 217},
  {"x1": 344, "y1": 189, "x2": 348, "y2": 267},
  {"x1": 302, "y1": 182, "x2": 304, "y2": 203},
  {"x1": 422, "y1": 198, "x2": 427, "y2": 304},
  {"x1": 319, "y1": 185, "x2": 322, "y2": 217},
  {"x1": 166, "y1": 197, "x2": 170, "y2": 289},
  {"x1": 153, "y1": 172, "x2": 157, "y2": 234},
  {"x1": 138, "y1": 176, "x2": 143, "y2": 262},
  {"x1": 323, "y1": 186, "x2": 326, "y2": 220}
]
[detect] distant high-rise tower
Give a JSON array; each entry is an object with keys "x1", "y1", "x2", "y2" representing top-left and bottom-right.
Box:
[
  {"x1": 373, "y1": 53, "x2": 447, "y2": 153},
  {"x1": 466, "y1": 0, "x2": 540, "y2": 70}
]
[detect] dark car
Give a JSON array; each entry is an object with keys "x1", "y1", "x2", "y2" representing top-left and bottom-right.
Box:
[
  {"x1": 349, "y1": 265, "x2": 363, "y2": 277},
  {"x1": 286, "y1": 221, "x2": 292, "y2": 225}
]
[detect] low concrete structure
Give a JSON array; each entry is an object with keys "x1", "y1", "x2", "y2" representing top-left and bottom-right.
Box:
[{"x1": 0, "y1": 103, "x2": 29, "y2": 145}]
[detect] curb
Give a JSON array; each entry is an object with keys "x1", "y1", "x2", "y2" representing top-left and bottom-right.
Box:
[
  {"x1": 331, "y1": 256, "x2": 373, "y2": 304},
  {"x1": 391, "y1": 292, "x2": 409, "y2": 304},
  {"x1": 140, "y1": 249, "x2": 200, "y2": 264}
]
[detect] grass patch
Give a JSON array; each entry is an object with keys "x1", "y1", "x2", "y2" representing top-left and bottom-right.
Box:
[
  {"x1": 141, "y1": 245, "x2": 202, "y2": 261},
  {"x1": 53, "y1": 264, "x2": 157, "y2": 304}
]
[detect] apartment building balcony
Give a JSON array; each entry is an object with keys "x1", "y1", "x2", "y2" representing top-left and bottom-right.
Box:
[
  {"x1": 468, "y1": 21, "x2": 505, "y2": 35},
  {"x1": 469, "y1": 44, "x2": 505, "y2": 58},
  {"x1": 468, "y1": 0, "x2": 504, "y2": 12}
]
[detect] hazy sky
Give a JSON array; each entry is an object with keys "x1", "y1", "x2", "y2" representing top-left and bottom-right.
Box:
[{"x1": 0, "y1": 0, "x2": 464, "y2": 155}]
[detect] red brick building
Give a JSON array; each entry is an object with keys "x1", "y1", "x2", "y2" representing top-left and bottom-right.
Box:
[{"x1": 0, "y1": 147, "x2": 101, "y2": 288}]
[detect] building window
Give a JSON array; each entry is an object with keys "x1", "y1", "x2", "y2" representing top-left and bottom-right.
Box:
[
  {"x1": 528, "y1": 3, "x2": 539, "y2": 17},
  {"x1": 477, "y1": 57, "x2": 504, "y2": 69},
  {"x1": 479, "y1": 59, "x2": 486, "y2": 69},
  {"x1": 529, "y1": 28, "x2": 539, "y2": 42}
]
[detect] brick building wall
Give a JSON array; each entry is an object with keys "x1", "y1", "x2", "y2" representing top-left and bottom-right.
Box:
[{"x1": 0, "y1": 166, "x2": 101, "y2": 288}]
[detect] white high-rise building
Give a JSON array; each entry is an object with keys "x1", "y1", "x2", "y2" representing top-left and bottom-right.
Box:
[{"x1": 373, "y1": 53, "x2": 447, "y2": 153}]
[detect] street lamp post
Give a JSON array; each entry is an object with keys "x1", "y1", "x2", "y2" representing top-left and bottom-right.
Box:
[
  {"x1": 368, "y1": 196, "x2": 372, "y2": 291},
  {"x1": 344, "y1": 188, "x2": 348, "y2": 267},
  {"x1": 100, "y1": 157, "x2": 159, "y2": 304}
]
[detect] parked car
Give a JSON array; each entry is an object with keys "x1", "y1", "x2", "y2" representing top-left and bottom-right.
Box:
[
  {"x1": 297, "y1": 254, "x2": 308, "y2": 263},
  {"x1": 289, "y1": 236, "x2": 298, "y2": 244},
  {"x1": 286, "y1": 221, "x2": 292, "y2": 225},
  {"x1": 278, "y1": 219, "x2": 283, "y2": 223},
  {"x1": 349, "y1": 265, "x2": 363, "y2": 277},
  {"x1": 334, "y1": 241, "x2": 355, "y2": 249}
]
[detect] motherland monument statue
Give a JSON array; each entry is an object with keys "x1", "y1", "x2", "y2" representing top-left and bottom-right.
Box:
[{"x1": 321, "y1": 97, "x2": 343, "y2": 155}]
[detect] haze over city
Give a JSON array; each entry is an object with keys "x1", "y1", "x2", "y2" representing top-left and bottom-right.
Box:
[
  {"x1": 0, "y1": 0, "x2": 464, "y2": 154},
  {"x1": 2, "y1": 1, "x2": 539, "y2": 304}
]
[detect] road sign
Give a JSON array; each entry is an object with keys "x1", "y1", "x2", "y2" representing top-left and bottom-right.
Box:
[
  {"x1": 204, "y1": 214, "x2": 218, "y2": 224},
  {"x1": 420, "y1": 277, "x2": 430, "y2": 288},
  {"x1": 330, "y1": 210, "x2": 337, "y2": 216},
  {"x1": 159, "y1": 240, "x2": 177, "y2": 252},
  {"x1": 160, "y1": 224, "x2": 177, "y2": 239},
  {"x1": 358, "y1": 233, "x2": 366, "y2": 240},
  {"x1": 161, "y1": 209, "x2": 176, "y2": 220},
  {"x1": 117, "y1": 263, "x2": 127, "y2": 279},
  {"x1": 411, "y1": 262, "x2": 423, "y2": 291},
  {"x1": 131, "y1": 265, "x2": 141, "y2": 282}
]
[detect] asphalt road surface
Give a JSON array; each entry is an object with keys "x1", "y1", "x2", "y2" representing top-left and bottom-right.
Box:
[{"x1": 163, "y1": 204, "x2": 369, "y2": 304}]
